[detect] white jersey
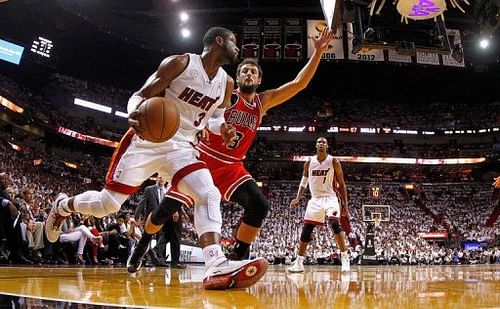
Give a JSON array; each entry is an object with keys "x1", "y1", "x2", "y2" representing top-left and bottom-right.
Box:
[
  {"x1": 164, "y1": 53, "x2": 228, "y2": 144},
  {"x1": 307, "y1": 154, "x2": 337, "y2": 198}
]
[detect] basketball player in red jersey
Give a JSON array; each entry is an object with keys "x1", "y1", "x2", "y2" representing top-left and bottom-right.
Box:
[
  {"x1": 128, "y1": 29, "x2": 335, "y2": 267},
  {"x1": 46, "y1": 27, "x2": 269, "y2": 290},
  {"x1": 198, "y1": 28, "x2": 334, "y2": 260}
]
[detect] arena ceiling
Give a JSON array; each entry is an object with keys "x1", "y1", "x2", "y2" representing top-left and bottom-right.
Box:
[
  {"x1": 0, "y1": 0, "x2": 498, "y2": 93},
  {"x1": 57, "y1": 0, "x2": 476, "y2": 37},
  {"x1": 1, "y1": 0, "x2": 497, "y2": 56}
]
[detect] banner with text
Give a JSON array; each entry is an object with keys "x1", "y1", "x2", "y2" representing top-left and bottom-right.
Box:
[
  {"x1": 416, "y1": 51, "x2": 440, "y2": 65},
  {"x1": 346, "y1": 23, "x2": 384, "y2": 62},
  {"x1": 442, "y1": 29, "x2": 465, "y2": 67},
  {"x1": 388, "y1": 50, "x2": 412, "y2": 63},
  {"x1": 284, "y1": 18, "x2": 303, "y2": 60},
  {"x1": 262, "y1": 19, "x2": 282, "y2": 60},
  {"x1": 241, "y1": 19, "x2": 261, "y2": 59},
  {"x1": 307, "y1": 20, "x2": 344, "y2": 60}
]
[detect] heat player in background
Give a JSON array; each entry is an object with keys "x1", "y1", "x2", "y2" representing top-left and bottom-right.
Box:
[{"x1": 288, "y1": 137, "x2": 350, "y2": 273}]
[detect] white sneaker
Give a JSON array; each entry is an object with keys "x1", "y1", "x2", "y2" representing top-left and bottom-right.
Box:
[
  {"x1": 45, "y1": 193, "x2": 69, "y2": 243},
  {"x1": 203, "y1": 257, "x2": 269, "y2": 290},
  {"x1": 341, "y1": 251, "x2": 350, "y2": 272},
  {"x1": 288, "y1": 257, "x2": 305, "y2": 273}
]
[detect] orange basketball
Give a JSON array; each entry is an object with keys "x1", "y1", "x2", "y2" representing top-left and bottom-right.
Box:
[{"x1": 135, "y1": 97, "x2": 179, "y2": 143}]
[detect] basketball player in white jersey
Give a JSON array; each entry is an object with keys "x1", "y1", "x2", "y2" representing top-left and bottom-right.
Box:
[
  {"x1": 45, "y1": 27, "x2": 269, "y2": 289},
  {"x1": 288, "y1": 137, "x2": 350, "y2": 272}
]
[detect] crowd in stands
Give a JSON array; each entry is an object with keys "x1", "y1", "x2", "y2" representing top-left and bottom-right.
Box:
[
  {"x1": 241, "y1": 182, "x2": 500, "y2": 265},
  {"x1": 263, "y1": 96, "x2": 500, "y2": 130},
  {"x1": 53, "y1": 74, "x2": 132, "y2": 111},
  {"x1": 1, "y1": 134, "x2": 499, "y2": 266},
  {"x1": 1, "y1": 73, "x2": 499, "y2": 267},
  {"x1": 0, "y1": 74, "x2": 126, "y2": 142},
  {"x1": 247, "y1": 160, "x2": 483, "y2": 183},
  {"x1": 248, "y1": 138, "x2": 497, "y2": 160},
  {"x1": 418, "y1": 184, "x2": 498, "y2": 242},
  {"x1": 2, "y1": 74, "x2": 500, "y2": 146}
]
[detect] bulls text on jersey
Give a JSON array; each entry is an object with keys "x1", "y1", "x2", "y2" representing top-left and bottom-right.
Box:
[{"x1": 226, "y1": 110, "x2": 258, "y2": 131}]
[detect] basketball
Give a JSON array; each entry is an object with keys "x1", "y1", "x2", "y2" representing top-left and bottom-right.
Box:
[{"x1": 135, "y1": 97, "x2": 179, "y2": 143}]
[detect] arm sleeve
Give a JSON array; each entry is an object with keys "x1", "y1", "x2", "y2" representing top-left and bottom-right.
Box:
[{"x1": 207, "y1": 108, "x2": 226, "y2": 135}]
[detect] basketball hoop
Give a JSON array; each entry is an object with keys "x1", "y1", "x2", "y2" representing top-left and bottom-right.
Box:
[{"x1": 371, "y1": 213, "x2": 382, "y2": 229}]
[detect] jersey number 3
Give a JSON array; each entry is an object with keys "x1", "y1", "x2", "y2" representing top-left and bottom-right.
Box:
[
  {"x1": 194, "y1": 112, "x2": 206, "y2": 127},
  {"x1": 227, "y1": 131, "x2": 244, "y2": 149}
]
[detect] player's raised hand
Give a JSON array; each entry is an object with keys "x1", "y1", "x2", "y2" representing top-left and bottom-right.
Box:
[
  {"x1": 493, "y1": 176, "x2": 500, "y2": 188},
  {"x1": 221, "y1": 123, "x2": 237, "y2": 146},
  {"x1": 289, "y1": 198, "x2": 300, "y2": 208},
  {"x1": 313, "y1": 28, "x2": 334, "y2": 53}
]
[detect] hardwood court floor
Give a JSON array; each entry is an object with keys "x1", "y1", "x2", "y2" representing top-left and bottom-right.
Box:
[{"x1": 0, "y1": 264, "x2": 499, "y2": 308}]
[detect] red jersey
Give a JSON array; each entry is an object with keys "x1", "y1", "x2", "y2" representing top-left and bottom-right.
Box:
[{"x1": 197, "y1": 89, "x2": 263, "y2": 162}]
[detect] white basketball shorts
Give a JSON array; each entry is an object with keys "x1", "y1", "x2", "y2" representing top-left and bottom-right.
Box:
[{"x1": 303, "y1": 195, "x2": 341, "y2": 224}]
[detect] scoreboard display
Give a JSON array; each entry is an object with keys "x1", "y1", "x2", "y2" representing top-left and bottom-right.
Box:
[
  {"x1": 30, "y1": 36, "x2": 53, "y2": 58},
  {"x1": 369, "y1": 185, "x2": 381, "y2": 199}
]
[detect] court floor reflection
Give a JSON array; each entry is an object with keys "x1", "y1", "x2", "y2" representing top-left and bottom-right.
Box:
[{"x1": 0, "y1": 264, "x2": 498, "y2": 308}]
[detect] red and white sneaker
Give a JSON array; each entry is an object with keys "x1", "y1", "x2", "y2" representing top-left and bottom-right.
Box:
[
  {"x1": 203, "y1": 257, "x2": 269, "y2": 290},
  {"x1": 45, "y1": 193, "x2": 69, "y2": 243}
]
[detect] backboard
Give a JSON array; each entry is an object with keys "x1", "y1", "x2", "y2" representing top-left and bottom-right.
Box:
[{"x1": 320, "y1": 0, "x2": 343, "y2": 32}]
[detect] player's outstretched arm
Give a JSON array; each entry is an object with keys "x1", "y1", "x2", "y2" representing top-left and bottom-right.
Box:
[
  {"x1": 290, "y1": 160, "x2": 310, "y2": 207},
  {"x1": 127, "y1": 54, "x2": 189, "y2": 129},
  {"x1": 333, "y1": 159, "x2": 348, "y2": 216},
  {"x1": 260, "y1": 29, "x2": 334, "y2": 113},
  {"x1": 493, "y1": 176, "x2": 500, "y2": 188}
]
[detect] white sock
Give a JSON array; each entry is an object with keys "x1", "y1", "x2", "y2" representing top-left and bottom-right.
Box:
[
  {"x1": 203, "y1": 244, "x2": 225, "y2": 266},
  {"x1": 297, "y1": 255, "x2": 305, "y2": 263},
  {"x1": 57, "y1": 198, "x2": 72, "y2": 216}
]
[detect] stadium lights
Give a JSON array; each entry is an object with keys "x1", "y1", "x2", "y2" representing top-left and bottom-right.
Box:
[
  {"x1": 114, "y1": 111, "x2": 128, "y2": 118},
  {"x1": 179, "y1": 12, "x2": 189, "y2": 22},
  {"x1": 181, "y1": 28, "x2": 191, "y2": 38},
  {"x1": 74, "y1": 98, "x2": 112, "y2": 113},
  {"x1": 0, "y1": 95, "x2": 24, "y2": 113},
  {"x1": 479, "y1": 38, "x2": 490, "y2": 49}
]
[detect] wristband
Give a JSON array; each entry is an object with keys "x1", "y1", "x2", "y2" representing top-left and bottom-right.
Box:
[
  {"x1": 127, "y1": 95, "x2": 145, "y2": 115},
  {"x1": 299, "y1": 176, "x2": 309, "y2": 188},
  {"x1": 208, "y1": 108, "x2": 225, "y2": 135}
]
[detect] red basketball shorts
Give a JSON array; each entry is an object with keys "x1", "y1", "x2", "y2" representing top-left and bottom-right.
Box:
[{"x1": 198, "y1": 152, "x2": 253, "y2": 201}]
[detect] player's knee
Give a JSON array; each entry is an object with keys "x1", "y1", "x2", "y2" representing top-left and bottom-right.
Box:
[
  {"x1": 329, "y1": 218, "x2": 343, "y2": 234},
  {"x1": 300, "y1": 223, "x2": 315, "y2": 242},
  {"x1": 192, "y1": 186, "x2": 221, "y2": 207},
  {"x1": 235, "y1": 181, "x2": 270, "y2": 228},
  {"x1": 242, "y1": 195, "x2": 270, "y2": 228},
  {"x1": 151, "y1": 197, "x2": 183, "y2": 225},
  {"x1": 96, "y1": 189, "x2": 126, "y2": 217}
]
